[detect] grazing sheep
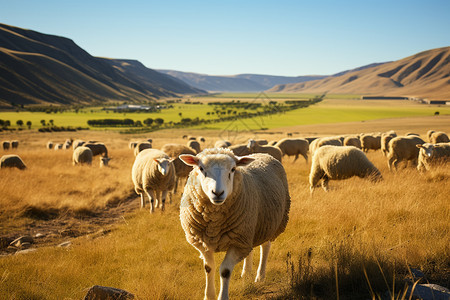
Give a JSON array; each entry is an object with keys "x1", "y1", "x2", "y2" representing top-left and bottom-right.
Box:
[
  {"x1": 129, "y1": 141, "x2": 138, "y2": 149},
  {"x1": 84, "y1": 143, "x2": 108, "y2": 157},
  {"x1": 72, "y1": 146, "x2": 93, "y2": 166},
  {"x1": 147, "y1": 138, "x2": 153, "y2": 144},
  {"x1": 131, "y1": 149, "x2": 175, "y2": 213},
  {"x1": 381, "y1": 132, "x2": 397, "y2": 156},
  {"x1": 275, "y1": 138, "x2": 309, "y2": 163},
  {"x1": 72, "y1": 139, "x2": 85, "y2": 150},
  {"x1": 161, "y1": 143, "x2": 196, "y2": 194},
  {"x1": 63, "y1": 139, "x2": 72, "y2": 149},
  {"x1": 229, "y1": 143, "x2": 251, "y2": 156},
  {"x1": 134, "y1": 142, "x2": 152, "y2": 157},
  {"x1": 247, "y1": 139, "x2": 282, "y2": 162},
  {"x1": 254, "y1": 139, "x2": 268, "y2": 145},
  {"x1": 187, "y1": 140, "x2": 201, "y2": 154},
  {"x1": 360, "y1": 133, "x2": 381, "y2": 152},
  {"x1": 309, "y1": 136, "x2": 342, "y2": 154},
  {"x1": 426, "y1": 130, "x2": 435, "y2": 142},
  {"x1": 387, "y1": 136, "x2": 425, "y2": 171},
  {"x1": 199, "y1": 136, "x2": 206, "y2": 143},
  {"x1": 179, "y1": 148, "x2": 290, "y2": 300},
  {"x1": 46, "y1": 141, "x2": 54, "y2": 150},
  {"x1": 100, "y1": 156, "x2": 111, "y2": 167},
  {"x1": 430, "y1": 131, "x2": 449, "y2": 144},
  {"x1": 416, "y1": 143, "x2": 450, "y2": 172},
  {"x1": 343, "y1": 136, "x2": 362, "y2": 149},
  {"x1": 11, "y1": 140, "x2": 19, "y2": 149},
  {"x1": 54, "y1": 143, "x2": 63, "y2": 150},
  {"x1": 309, "y1": 145, "x2": 382, "y2": 194},
  {"x1": 214, "y1": 140, "x2": 231, "y2": 148},
  {"x1": 268, "y1": 140, "x2": 277, "y2": 146},
  {"x1": 305, "y1": 137, "x2": 318, "y2": 144},
  {"x1": 2, "y1": 141, "x2": 10, "y2": 151},
  {"x1": 1, "y1": 154, "x2": 27, "y2": 170}
]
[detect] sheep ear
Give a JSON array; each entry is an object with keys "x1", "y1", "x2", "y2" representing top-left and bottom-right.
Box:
[
  {"x1": 236, "y1": 156, "x2": 255, "y2": 167},
  {"x1": 179, "y1": 154, "x2": 199, "y2": 166},
  {"x1": 153, "y1": 158, "x2": 161, "y2": 164}
]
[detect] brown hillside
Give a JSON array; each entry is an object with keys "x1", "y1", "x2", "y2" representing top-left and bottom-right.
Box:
[
  {"x1": 268, "y1": 47, "x2": 450, "y2": 99},
  {"x1": 0, "y1": 23, "x2": 204, "y2": 106}
]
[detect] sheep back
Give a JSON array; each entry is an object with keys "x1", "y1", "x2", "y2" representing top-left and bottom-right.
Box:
[
  {"x1": 73, "y1": 146, "x2": 93, "y2": 165},
  {"x1": 417, "y1": 143, "x2": 450, "y2": 171},
  {"x1": 161, "y1": 144, "x2": 196, "y2": 178},
  {"x1": 84, "y1": 143, "x2": 108, "y2": 157},
  {"x1": 134, "y1": 142, "x2": 152, "y2": 157},
  {"x1": 1, "y1": 154, "x2": 27, "y2": 170},
  {"x1": 275, "y1": 138, "x2": 309, "y2": 157},
  {"x1": 343, "y1": 136, "x2": 361, "y2": 149},
  {"x1": 387, "y1": 136, "x2": 425, "y2": 163},
  {"x1": 430, "y1": 132, "x2": 449, "y2": 144},
  {"x1": 360, "y1": 134, "x2": 381, "y2": 152}
]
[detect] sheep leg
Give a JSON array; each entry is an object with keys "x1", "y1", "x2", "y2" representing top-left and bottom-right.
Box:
[
  {"x1": 145, "y1": 190, "x2": 156, "y2": 213},
  {"x1": 301, "y1": 153, "x2": 308, "y2": 163},
  {"x1": 202, "y1": 250, "x2": 216, "y2": 300},
  {"x1": 293, "y1": 154, "x2": 298, "y2": 163},
  {"x1": 218, "y1": 247, "x2": 246, "y2": 300},
  {"x1": 174, "y1": 176, "x2": 179, "y2": 194},
  {"x1": 255, "y1": 241, "x2": 271, "y2": 282},
  {"x1": 160, "y1": 190, "x2": 168, "y2": 212},
  {"x1": 321, "y1": 176, "x2": 329, "y2": 192},
  {"x1": 241, "y1": 250, "x2": 254, "y2": 278},
  {"x1": 140, "y1": 193, "x2": 145, "y2": 208},
  {"x1": 387, "y1": 157, "x2": 396, "y2": 171},
  {"x1": 155, "y1": 191, "x2": 160, "y2": 208}
]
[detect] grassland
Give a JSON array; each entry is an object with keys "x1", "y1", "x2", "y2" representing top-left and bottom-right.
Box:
[{"x1": 0, "y1": 113, "x2": 449, "y2": 299}]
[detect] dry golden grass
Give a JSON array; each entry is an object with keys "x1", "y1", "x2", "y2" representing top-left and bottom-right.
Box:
[{"x1": 0, "y1": 118, "x2": 449, "y2": 299}]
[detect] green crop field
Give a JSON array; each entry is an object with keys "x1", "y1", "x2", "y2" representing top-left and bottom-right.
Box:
[{"x1": 0, "y1": 95, "x2": 448, "y2": 132}]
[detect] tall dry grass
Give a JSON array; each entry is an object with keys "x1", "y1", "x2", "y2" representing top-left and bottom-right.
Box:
[{"x1": 0, "y1": 130, "x2": 449, "y2": 299}]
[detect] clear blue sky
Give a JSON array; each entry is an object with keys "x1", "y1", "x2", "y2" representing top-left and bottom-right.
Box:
[{"x1": 1, "y1": 0, "x2": 449, "y2": 76}]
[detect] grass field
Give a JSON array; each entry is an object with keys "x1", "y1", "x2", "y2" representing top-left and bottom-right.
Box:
[{"x1": 1, "y1": 94, "x2": 448, "y2": 132}]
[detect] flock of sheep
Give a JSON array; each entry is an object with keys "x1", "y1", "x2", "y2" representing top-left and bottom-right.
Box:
[{"x1": 1, "y1": 129, "x2": 449, "y2": 300}]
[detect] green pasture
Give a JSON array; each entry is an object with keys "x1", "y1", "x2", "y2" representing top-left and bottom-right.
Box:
[{"x1": 0, "y1": 96, "x2": 448, "y2": 131}]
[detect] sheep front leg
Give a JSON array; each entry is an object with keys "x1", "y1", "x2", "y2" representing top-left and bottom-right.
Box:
[
  {"x1": 218, "y1": 247, "x2": 246, "y2": 300},
  {"x1": 160, "y1": 190, "x2": 168, "y2": 212},
  {"x1": 139, "y1": 193, "x2": 145, "y2": 208},
  {"x1": 241, "y1": 250, "x2": 253, "y2": 278},
  {"x1": 202, "y1": 251, "x2": 216, "y2": 300},
  {"x1": 255, "y1": 241, "x2": 271, "y2": 282},
  {"x1": 145, "y1": 190, "x2": 156, "y2": 213}
]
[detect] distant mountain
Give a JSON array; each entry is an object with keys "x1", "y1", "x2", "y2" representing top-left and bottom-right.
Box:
[
  {"x1": 268, "y1": 47, "x2": 450, "y2": 99},
  {"x1": 157, "y1": 70, "x2": 327, "y2": 92},
  {"x1": 0, "y1": 23, "x2": 204, "y2": 106}
]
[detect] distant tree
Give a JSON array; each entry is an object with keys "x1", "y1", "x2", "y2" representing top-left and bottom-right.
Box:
[
  {"x1": 143, "y1": 118, "x2": 153, "y2": 126},
  {"x1": 134, "y1": 120, "x2": 143, "y2": 127},
  {"x1": 40, "y1": 119, "x2": 46, "y2": 126},
  {"x1": 26, "y1": 121, "x2": 32, "y2": 129},
  {"x1": 178, "y1": 112, "x2": 182, "y2": 118},
  {"x1": 5, "y1": 120, "x2": 11, "y2": 127},
  {"x1": 16, "y1": 120, "x2": 24, "y2": 127},
  {"x1": 155, "y1": 118, "x2": 164, "y2": 126},
  {"x1": 49, "y1": 119, "x2": 54, "y2": 126}
]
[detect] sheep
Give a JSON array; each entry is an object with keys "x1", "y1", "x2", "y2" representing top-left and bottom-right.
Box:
[
  {"x1": 343, "y1": 136, "x2": 361, "y2": 149},
  {"x1": 309, "y1": 136, "x2": 342, "y2": 154},
  {"x1": 72, "y1": 139, "x2": 85, "y2": 150},
  {"x1": 11, "y1": 140, "x2": 19, "y2": 149},
  {"x1": 187, "y1": 140, "x2": 201, "y2": 154},
  {"x1": 426, "y1": 130, "x2": 435, "y2": 142},
  {"x1": 131, "y1": 149, "x2": 176, "y2": 213},
  {"x1": 360, "y1": 133, "x2": 381, "y2": 152},
  {"x1": 275, "y1": 138, "x2": 309, "y2": 163},
  {"x1": 188, "y1": 136, "x2": 196, "y2": 141},
  {"x1": 134, "y1": 142, "x2": 152, "y2": 157},
  {"x1": 214, "y1": 140, "x2": 231, "y2": 148},
  {"x1": 46, "y1": 141, "x2": 54, "y2": 150},
  {"x1": 160, "y1": 143, "x2": 196, "y2": 195},
  {"x1": 228, "y1": 143, "x2": 251, "y2": 156},
  {"x1": 54, "y1": 143, "x2": 63, "y2": 150},
  {"x1": 1, "y1": 154, "x2": 27, "y2": 170},
  {"x1": 254, "y1": 139, "x2": 268, "y2": 145},
  {"x1": 100, "y1": 156, "x2": 111, "y2": 167},
  {"x1": 179, "y1": 148, "x2": 290, "y2": 300},
  {"x1": 416, "y1": 143, "x2": 450, "y2": 172},
  {"x1": 430, "y1": 131, "x2": 449, "y2": 144},
  {"x1": 63, "y1": 139, "x2": 72, "y2": 149},
  {"x1": 381, "y1": 131, "x2": 397, "y2": 156},
  {"x1": 387, "y1": 136, "x2": 425, "y2": 171},
  {"x1": 2, "y1": 141, "x2": 10, "y2": 151},
  {"x1": 72, "y1": 146, "x2": 93, "y2": 166},
  {"x1": 129, "y1": 141, "x2": 138, "y2": 149},
  {"x1": 199, "y1": 136, "x2": 206, "y2": 143},
  {"x1": 247, "y1": 139, "x2": 282, "y2": 162},
  {"x1": 147, "y1": 138, "x2": 153, "y2": 144},
  {"x1": 305, "y1": 137, "x2": 318, "y2": 144},
  {"x1": 268, "y1": 140, "x2": 277, "y2": 146},
  {"x1": 309, "y1": 145, "x2": 382, "y2": 194},
  {"x1": 83, "y1": 143, "x2": 108, "y2": 157}
]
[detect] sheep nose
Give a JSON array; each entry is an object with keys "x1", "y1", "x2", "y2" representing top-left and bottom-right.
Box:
[{"x1": 212, "y1": 190, "x2": 224, "y2": 197}]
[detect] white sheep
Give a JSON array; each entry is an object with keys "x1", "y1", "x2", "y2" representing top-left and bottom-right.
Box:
[
  {"x1": 1, "y1": 154, "x2": 27, "y2": 170},
  {"x1": 84, "y1": 142, "x2": 108, "y2": 157},
  {"x1": 132, "y1": 149, "x2": 176, "y2": 213},
  {"x1": 343, "y1": 136, "x2": 362, "y2": 149},
  {"x1": 46, "y1": 141, "x2": 54, "y2": 150},
  {"x1": 275, "y1": 138, "x2": 309, "y2": 162},
  {"x1": 309, "y1": 145, "x2": 382, "y2": 194},
  {"x1": 134, "y1": 142, "x2": 152, "y2": 157},
  {"x1": 426, "y1": 130, "x2": 435, "y2": 142},
  {"x1": 247, "y1": 139, "x2": 282, "y2": 162},
  {"x1": 63, "y1": 139, "x2": 73, "y2": 149},
  {"x1": 387, "y1": 136, "x2": 425, "y2": 171},
  {"x1": 161, "y1": 143, "x2": 196, "y2": 195},
  {"x1": 430, "y1": 131, "x2": 449, "y2": 144},
  {"x1": 179, "y1": 148, "x2": 290, "y2": 300},
  {"x1": 72, "y1": 146, "x2": 93, "y2": 166},
  {"x1": 360, "y1": 133, "x2": 381, "y2": 152},
  {"x1": 380, "y1": 131, "x2": 397, "y2": 156},
  {"x1": 416, "y1": 143, "x2": 450, "y2": 172},
  {"x1": 309, "y1": 136, "x2": 342, "y2": 154},
  {"x1": 100, "y1": 156, "x2": 111, "y2": 167},
  {"x1": 214, "y1": 140, "x2": 232, "y2": 148},
  {"x1": 54, "y1": 143, "x2": 63, "y2": 150},
  {"x1": 72, "y1": 139, "x2": 85, "y2": 150},
  {"x1": 129, "y1": 141, "x2": 138, "y2": 149},
  {"x1": 187, "y1": 140, "x2": 201, "y2": 154}
]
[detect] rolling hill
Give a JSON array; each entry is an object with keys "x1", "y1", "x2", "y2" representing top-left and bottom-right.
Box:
[
  {"x1": 268, "y1": 47, "x2": 450, "y2": 99},
  {"x1": 0, "y1": 23, "x2": 204, "y2": 106}
]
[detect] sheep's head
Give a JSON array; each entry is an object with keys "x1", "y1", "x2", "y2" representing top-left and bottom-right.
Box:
[
  {"x1": 100, "y1": 156, "x2": 111, "y2": 167},
  {"x1": 180, "y1": 149, "x2": 254, "y2": 205},
  {"x1": 247, "y1": 139, "x2": 256, "y2": 150},
  {"x1": 154, "y1": 158, "x2": 174, "y2": 175},
  {"x1": 417, "y1": 143, "x2": 434, "y2": 157}
]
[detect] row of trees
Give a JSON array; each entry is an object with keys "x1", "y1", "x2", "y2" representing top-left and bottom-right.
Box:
[
  {"x1": 0, "y1": 119, "x2": 33, "y2": 129},
  {"x1": 87, "y1": 118, "x2": 164, "y2": 127}
]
